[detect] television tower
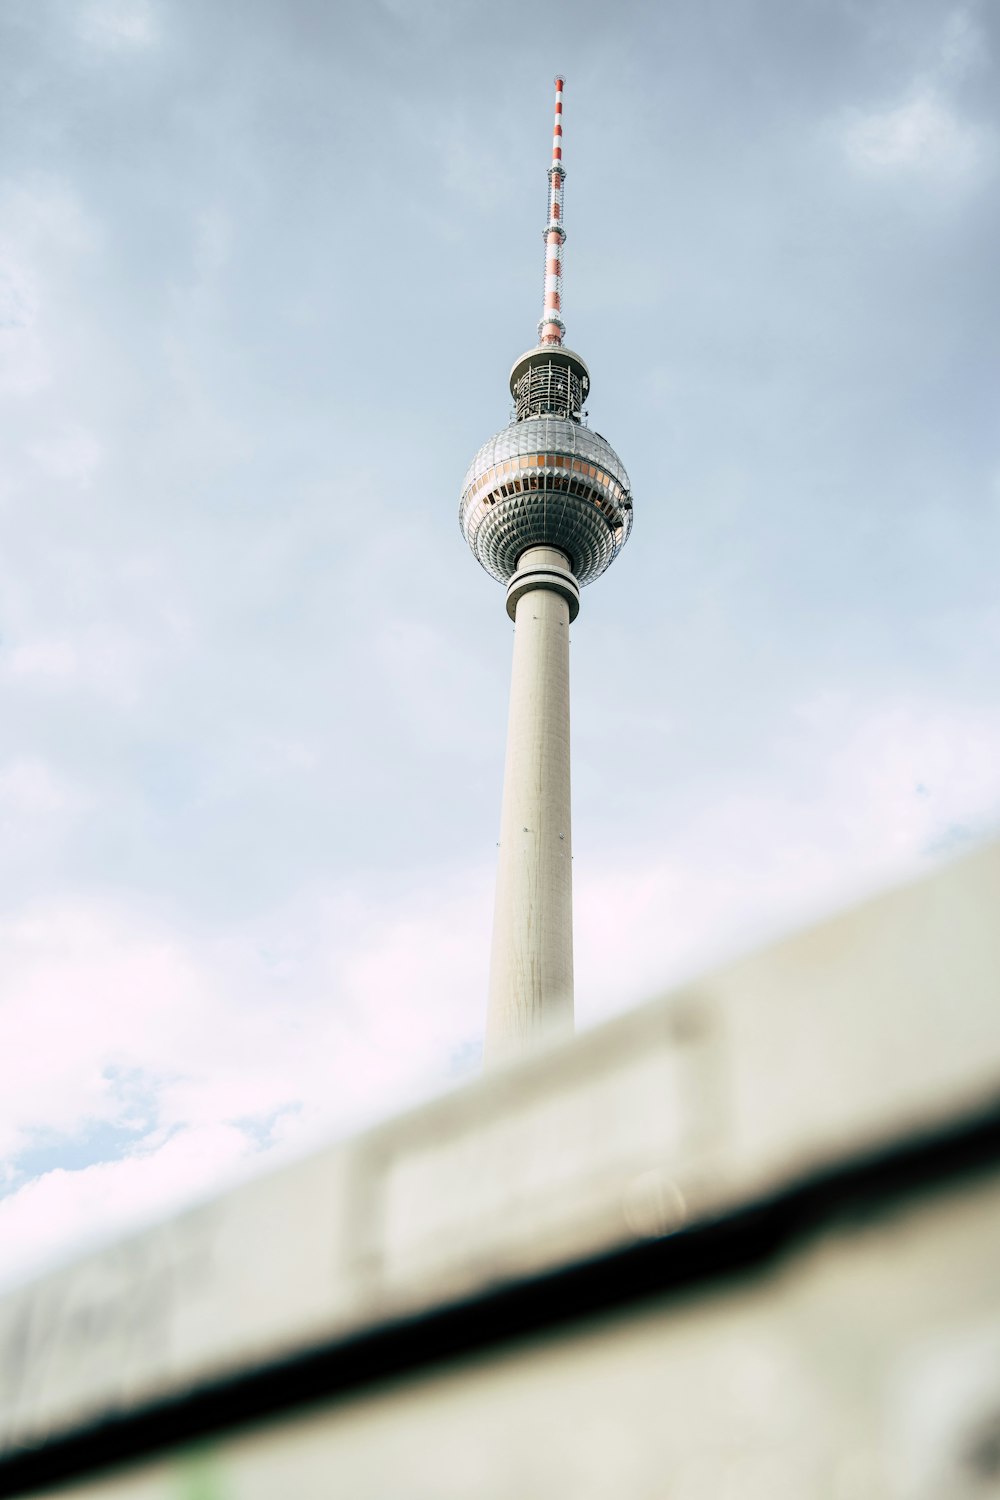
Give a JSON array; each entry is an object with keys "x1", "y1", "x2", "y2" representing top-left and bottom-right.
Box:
[{"x1": 460, "y1": 76, "x2": 634, "y2": 1063}]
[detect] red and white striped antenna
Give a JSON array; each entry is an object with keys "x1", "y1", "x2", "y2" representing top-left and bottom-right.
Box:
[{"x1": 538, "y1": 74, "x2": 567, "y2": 347}]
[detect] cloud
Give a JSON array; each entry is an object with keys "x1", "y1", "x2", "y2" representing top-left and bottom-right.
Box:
[
  {"x1": 0, "y1": 183, "x2": 99, "y2": 399},
  {"x1": 0, "y1": 1124, "x2": 254, "y2": 1284},
  {"x1": 0, "y1": 760, "x2": 91, "y2": 889},
  {"x1": 842, "y1": 88, "x2": 991, "y2": 178},
  {"x1": 0, "y1": 182, "x2": 98, "y2": 261},
  {"x1": 28, "y1": 425, "x2": 103, "y2": 488},
  {"x1": 78, "y1": 0, "x2": 160, "y2": 51},
  {"x1": 0, "y1": 759, "x2": 85, "y2": 820},
  {"x1": 0, "y1": 250, "x2": 48, "y2": 396},
  {"x1": 575, "y1": 693, "x2": 1000, "y2": 1023},
  {"x1": 0, "y1": 869, "x2": 491, "y2": 1287},
  {"x1": 2, "y1": 627, "x2": 150, "y2": 704},
  {"x1": 0, "y1": 900, "x2": 215, "y2": 1163},
  {"x1": 938, "y1": 6, "x2": 989, "y2": 82},
  {"x1": 193, "y1": 208, "x2": 232, "y2": 279}
]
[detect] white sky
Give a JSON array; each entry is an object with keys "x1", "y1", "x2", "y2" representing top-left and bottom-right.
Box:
[{"x1": 1, "y1": 0, "x2": 998, "y2": 1287}]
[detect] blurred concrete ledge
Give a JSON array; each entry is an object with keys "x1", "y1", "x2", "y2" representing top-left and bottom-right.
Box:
[{"x1": 1, "y1": 840, "x2": 999, "y2": 1494}]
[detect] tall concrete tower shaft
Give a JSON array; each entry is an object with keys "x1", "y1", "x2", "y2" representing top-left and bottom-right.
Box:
[
  {"x1": 487, "y1": 545, "x2": 579, "y2": 1053},
  {"x1": 459, "y1": 76, "x2": 634, "y2": 1063}
]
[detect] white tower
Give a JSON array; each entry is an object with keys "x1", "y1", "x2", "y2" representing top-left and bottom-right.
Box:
[{"x1": 460, "y1": 76, "x2": 634, "y2": 1063}]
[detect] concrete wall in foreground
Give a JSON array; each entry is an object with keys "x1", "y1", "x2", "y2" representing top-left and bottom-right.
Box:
[
  {"x1": 27, "y1": 1168, "x2": 1000, "y2": 1500},
  {"x1": 2, "y1": 841, "x2": 999, "y2": 1496}
]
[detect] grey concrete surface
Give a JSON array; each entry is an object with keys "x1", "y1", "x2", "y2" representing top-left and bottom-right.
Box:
[{"x1": 486, "y1": 546, "x2": 577, "y2": 1059}]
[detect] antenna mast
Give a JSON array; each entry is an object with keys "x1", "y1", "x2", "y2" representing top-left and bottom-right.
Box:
[{"x1": 538, "y1": 74, "x2": 567, "y2": 346}]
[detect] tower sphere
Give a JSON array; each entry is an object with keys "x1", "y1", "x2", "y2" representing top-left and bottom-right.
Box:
[{"x1": 460, "y1": 345, "x2": 633, "y2": 587}]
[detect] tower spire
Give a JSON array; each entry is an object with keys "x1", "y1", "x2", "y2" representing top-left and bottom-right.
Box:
[{"x1": 538, "y1": 74, "x2": 567, "y2": 346}]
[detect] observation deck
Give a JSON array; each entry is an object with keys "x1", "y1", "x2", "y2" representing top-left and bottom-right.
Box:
[{"x1": 459, "y1": 345, "x2": 633, "y2": 586}]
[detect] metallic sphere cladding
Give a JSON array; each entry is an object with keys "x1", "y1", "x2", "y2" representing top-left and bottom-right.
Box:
[{"x1": 459, "y1": 417, "x2": 632, "y2": 586}]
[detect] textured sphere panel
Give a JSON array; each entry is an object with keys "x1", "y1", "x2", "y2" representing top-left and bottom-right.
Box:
[{"x1": 460, "y1": 417, "x2": 633, "y2": 585}]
